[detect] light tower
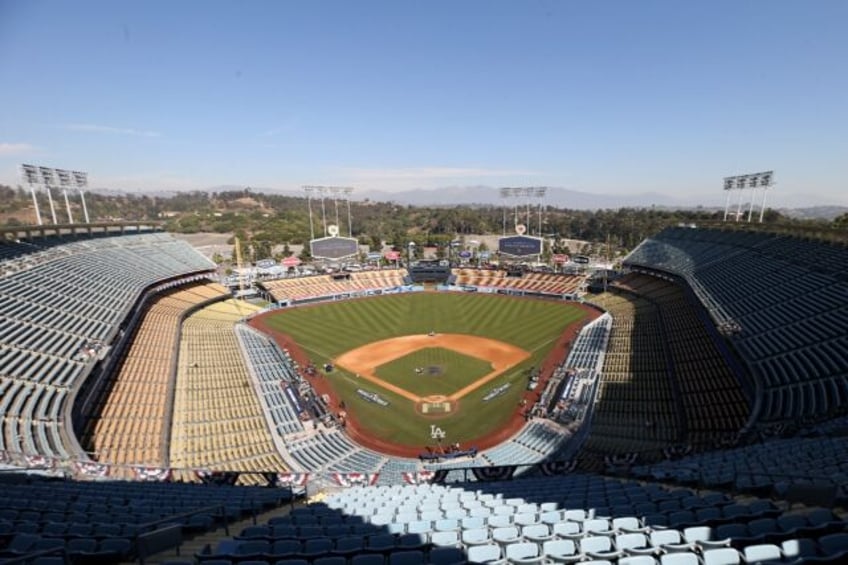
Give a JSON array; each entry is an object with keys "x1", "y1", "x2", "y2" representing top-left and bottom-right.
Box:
[
  {"x1": 303, "y1": 185, "x2": 356, "y2": 239},
  {"x1": 21, "y1": 164, "x2": 43, "y2": 225},
  {"x1": 499, "y1": 187, "x2": 513, "y2": 235},
  {"x1": 38, "y1": 166, "x2": 59, "y2": 224},
  {"x1": 722, "y1": 171, "x2": 774, "y2": 223},
  {"x1": 533, "y1": 186, "x2": 548, "y2": 236},
  {"x1": 757, "y1": 172, "x2": 774, "y2": 223},
  {"x1": 303, "y1": 186, "x2": 316, "y2": 240},
  {"x1": 72, "y1": 171, "x2": 90, "y2": 224},
  {"x1": 343, "y1": 186, "x2": 354, "y2": 237},
  {"x1": 56, "y1": 169, "x2": 74, "y2": 224},
  {"x1": 330, "y1": 186, "x2": 343, "y2": 229}
]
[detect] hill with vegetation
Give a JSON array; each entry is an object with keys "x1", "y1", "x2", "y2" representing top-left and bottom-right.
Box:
[{"x1": 2, "y1": 185, "x2": 844, "y2": 264}]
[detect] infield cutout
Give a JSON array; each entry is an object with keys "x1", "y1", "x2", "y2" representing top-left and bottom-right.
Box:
[{"x1": 333, "y1": 333, "x2": 531, "y2": 414}]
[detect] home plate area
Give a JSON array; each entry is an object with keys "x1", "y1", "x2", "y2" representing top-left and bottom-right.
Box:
[{"x1": 418, "y1": 394, "x2": 454, "y2": 415}]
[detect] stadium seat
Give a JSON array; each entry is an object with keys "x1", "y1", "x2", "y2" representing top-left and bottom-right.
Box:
[{"x1": 505, "y1": 541, "x2": 544, "y2": 564}]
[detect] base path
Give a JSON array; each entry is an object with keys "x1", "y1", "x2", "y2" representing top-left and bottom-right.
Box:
[{"x1": 333, "y1": 333, "x2": 530, "y2": 403}]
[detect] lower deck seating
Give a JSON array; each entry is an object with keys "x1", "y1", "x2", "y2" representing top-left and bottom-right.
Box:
[
  {"x1": 81, "y1": 282, "x2": 228, "y2": 473},
  {"x1": 169, "y1": 299, "x2": 289, "y2": 485}
]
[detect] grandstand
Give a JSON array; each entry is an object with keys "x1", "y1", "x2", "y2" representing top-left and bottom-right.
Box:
[
  {"x1": 452, "y1": 268, "x2": 585, "y2": 298},
  {"x1": 624, "y1": 226, "x2": 848, "y2": 425},
  {"x1": 1, "y1": 224, "x2": 847, "y2": 563},
  {"x1": 258, "y1": 269, "x2": 409, "y2": 305}
]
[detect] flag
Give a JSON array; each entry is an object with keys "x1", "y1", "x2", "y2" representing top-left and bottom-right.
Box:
[
  {"x1": 74, "y1": 460, "x2": 111, "y2": 478},
  {"x1": 274, "y1": 472, "x2": 310, "y2": 487},
  {"x1": 332, "y1": 472, "x2": 379, "y2": 487},
  {"x1": 133, "y1": 466, "x2": 173, "y2": 482}
]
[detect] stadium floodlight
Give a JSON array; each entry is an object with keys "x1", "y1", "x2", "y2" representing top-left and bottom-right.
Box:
[
  {"x1": 21, "y1": 164, "x2": 43, "y2": 225},
  {"x1": 303, "y1": 185, "x2": 329, "y2": 236},
  {"x1": 38, "y1": 166, "x2": 59, "y2": 224},
  {"x1": 21, "y1": 164, "x2": 90, "y2": 226},
  {"x1": 72, "y1": 171, "x2": 90, "y2": 224},
  {"x1": 304, "y1": 185, "x2": 356, "y2": 239},
  {"x1": 533, "y1": 186, "x2": 548, "y2": 236},
  {"x1": 722, "y1": 171, "x2": 774, "y2": 223},
  {"x1": 499, "y1": 187, "x2": 515, "y2": 235},
  {"x1": 500, "y1": 187, "x2": 523, "y2": 229},
  {"x1": 756, "y1": 171, "x2": 775, "y2": 223},
  {"x1": 343, "y1": 186, "x2": 355, "y2": 237},
  {"x1": 329, "y1": 186, "x2": 344, "y2": 230},
  {"x1": 55, "y1": 169, "x2": 74, "y2": 224},
  {"x1": 302, "y1": 186, "x2": 316, "y2": 240}
]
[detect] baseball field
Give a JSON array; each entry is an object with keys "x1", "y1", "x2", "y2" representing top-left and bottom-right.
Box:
[{"x1": 254, "y1": 292, "x2": 592, "y2": 451}]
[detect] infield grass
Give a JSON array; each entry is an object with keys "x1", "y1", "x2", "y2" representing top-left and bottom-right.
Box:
[
  {"x1": 260, "y1": 292, "x2": 589, "y2": 447},
  {"x1": 374, "y1": 347, "x2": 493, "y2": 398}
]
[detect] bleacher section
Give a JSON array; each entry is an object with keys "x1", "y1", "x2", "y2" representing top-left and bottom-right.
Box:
[
  {"x1": 585, "y1": 273, "x2": 748, "y2": 459},
  {"x1": 0, "y1": 232, "x2": 214, "y2": 462},
  {"x1": 584, "y1": 291, "x2": 684, "y2": 455},
  {"x1": 625, "y1": 227, "x2": 848, "y2": 423},
  {"x1": 169, "y1": 299, "x2": 290, "y2": 484},
  {"x1": 536, "y1": 314, "x2": 612, "y2": 465},
  {"x1": 0, "y1": 473, "x2": 289, "y2": 564},
  {"x1": 192, "y1": 474, "x2": 848, "y2": 565},
  {"x1": 260, "y1": 269, "x2": 409, "y2": 304},
  {"x1": 261, "y1": 269, "x2": 407, "y2": 304},
  {"x1": 614, "y1": 274, "x2": 749, "y2": 444},
  {"x1": 235, "y1": 325, "x2": 307, "y2": 438},
  {"x1": 633, "y1": 431, "x2": 848, "y2": 507},
  {"x1": 81, "y1": 282, "x2": 230, "y2": 471},
  {"x1": 453, "y1": 268, "x2": 585, "y2": 297}
]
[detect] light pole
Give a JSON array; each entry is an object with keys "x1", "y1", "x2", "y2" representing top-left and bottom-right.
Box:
[
  {"x1": 303, "y1": 186, "x2": 316, "y2": 241},
  {"x1": 56, "y1": 169, "x2": 74, "y2": 224},
  {"x1": 303, "y1": 185, "x2": 356, "y2": 238},
  {"x1": 344, "y1": 187, "x2": 354, "y2": 237},
  {"x1": 722, "y1": 171, "x2": 774, "y2": 223},
  {"x1": 72, "y1": 171, "x2": 90, "y2": 224},
  {"x1": 407, "y1": 241, "x2": 416, "y2": 266},
  {"x1": 534, "y1": 187, "x2": 547, "y2": 236},
  {"x1": 21, "y1": 164, "x2": 42, "y2": 225},
  {"x1": 38, "y1": 167, "x2": 59, "y2": 225}
]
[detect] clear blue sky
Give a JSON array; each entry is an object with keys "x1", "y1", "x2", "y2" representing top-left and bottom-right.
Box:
[{"x1": 1, "y1": 0, "x2": 846, "y2": 207}]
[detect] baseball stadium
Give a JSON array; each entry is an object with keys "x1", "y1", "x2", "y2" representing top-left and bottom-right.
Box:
[
  {"x1": 1, "y1": 198, "x2": 847, "y2": 564},
  {"x1": 6, "y1": 1, "x2": 848, "y2": 562}
]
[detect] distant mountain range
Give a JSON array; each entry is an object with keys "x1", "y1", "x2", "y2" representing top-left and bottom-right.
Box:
[
  {"x1": 95, "y1": 184, "x2": 847, "y2": 220},
  {"x1": 358, "y1": 185, "x2": 688, "y2": 209}
]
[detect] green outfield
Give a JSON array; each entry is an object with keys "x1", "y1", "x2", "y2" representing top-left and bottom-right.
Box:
[
  {"x1": 260, "y1": 292, "x2": 590, "y2": 447},
  {"x1": 374, "y1": 347, "x2": 493, "y2": 398}
]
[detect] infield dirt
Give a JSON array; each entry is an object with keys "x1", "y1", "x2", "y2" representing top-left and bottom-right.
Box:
[{"x1": 333, "y1": 333, "x2": 529, "y2": 402}]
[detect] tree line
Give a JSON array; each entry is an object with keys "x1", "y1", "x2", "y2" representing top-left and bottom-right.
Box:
[{"x1": 2, "y1": 185, "x2": 844, "y2": 263}]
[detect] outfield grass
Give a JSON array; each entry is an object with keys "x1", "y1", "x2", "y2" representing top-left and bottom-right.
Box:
[
  {"x1": 261, "y1": 293, "x2": 588, "y2": 447},
  {"x1": 374, "y1": 347, "x2": 493, "y2": 398}
]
